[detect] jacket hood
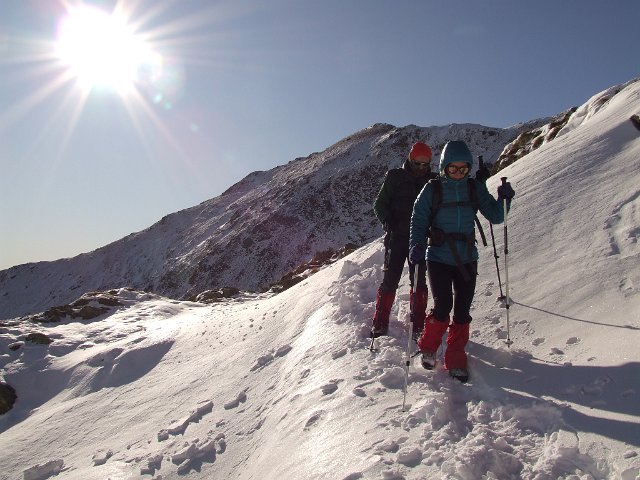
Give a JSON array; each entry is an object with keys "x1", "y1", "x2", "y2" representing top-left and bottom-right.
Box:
[{"x1": 439, "y1": 140, "x2": 473, "y2": 173}]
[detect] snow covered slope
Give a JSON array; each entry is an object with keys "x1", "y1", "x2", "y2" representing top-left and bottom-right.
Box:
[
  {"x1": 0, "y1": 121, "x2": 546, "y2": 320},
  {"x1": 0, "y1": 79, "x2": 639, "y2": 479}
]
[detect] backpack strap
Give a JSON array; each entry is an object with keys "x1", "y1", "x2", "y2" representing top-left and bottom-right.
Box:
[{"x1": 468, "y1": 178, "x2": 488, "y2": 247}]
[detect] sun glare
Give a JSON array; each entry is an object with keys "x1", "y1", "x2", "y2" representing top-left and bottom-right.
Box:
[{"x1": 55, "y1": 5, "x2": 155, "y2": 94}]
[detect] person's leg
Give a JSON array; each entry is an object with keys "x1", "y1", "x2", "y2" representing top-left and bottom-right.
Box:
[
  {"x1": 372, "y1": 235, "x2": 407, "y2": 336},
  {"x1": 429, "y1": 261, "x2": 455, "y2": 321},
  {"x1": 451, "y1": 262, "x2": 477, "y2": 324},
  {"x1": 418, "y1": 261, "x2": 453, "y2": 355},
  {"x1": 444, "y1": 262, "x2": 477, "y2": 376}
]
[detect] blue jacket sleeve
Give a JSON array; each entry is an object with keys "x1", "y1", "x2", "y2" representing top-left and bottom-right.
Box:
[
  {"x1": 410, "y1": 184, "x2": 432, "y2": 248},
  {"x1": 476, "y1": 181, "x2": 507, "y2": 225}
]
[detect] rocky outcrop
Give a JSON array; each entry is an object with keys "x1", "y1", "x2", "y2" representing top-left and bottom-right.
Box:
[
  {"x1": 26, "y1": 290, "x2": 123, "y2": 323},
  {"x1": 267, "y1": 243, "x2": 358, "y2": 293},
  {"x1": 189, "y1": 287, "x2": 241, "y2": 304},
  {"x1": 494, "y1": 109, "x2": 576, "y2": 173},
  {"x1": 0, "y1": 381, "x2": 17, "y2": 414}
]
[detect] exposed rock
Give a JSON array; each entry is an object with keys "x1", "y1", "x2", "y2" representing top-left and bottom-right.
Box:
[
  {"x1": 24, "y1": 332, "x2": 53, "y2": 345},
  {"x1": 26, "y1": 290, "x2": 123, "y2": 323},
  {"x1": 0, "y1": 381, "x2": 17, "y2": 414},
  {"x1": 268, "y1": 243, "x2": 358, "y2": 293},
  {"x1": 190, "y1": 287, "x2": 241, "y2": 303},
  {"x1": 494, "y1": 108, "x2": 577, "y2": 173}
]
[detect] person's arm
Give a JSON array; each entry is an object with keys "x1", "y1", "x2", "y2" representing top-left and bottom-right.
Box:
[
  {"x1": 410, "y1": 184, "x2": 432, "y2": 248},
  {"x1": 477, "y1": 180, "x2": 513, "y2": 224},
  {"x1": 374, "y1": 173, "x2": 393, "y2": 227}
]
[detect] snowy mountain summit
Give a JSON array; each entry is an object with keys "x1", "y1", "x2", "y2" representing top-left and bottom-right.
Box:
[{"x1": 1, "y1": 78, "x2": 639, "y2": 480}]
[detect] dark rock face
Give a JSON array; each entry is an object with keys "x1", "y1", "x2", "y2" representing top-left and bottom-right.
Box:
[
  {"x1": 26, "y1": 291, "x2": 123, "y2": 323},
  {"x1": 494, "y1": 109, "x2": 576, "y2": 173},
  {"x1": 24, "y1": 332, "x2": 53, "y2": 345},
  {"x1": 0, "y1": 382, "x2": 17, "y2": 414}
]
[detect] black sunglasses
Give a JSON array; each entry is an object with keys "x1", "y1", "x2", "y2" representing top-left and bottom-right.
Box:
[{"x1": 410, "y1": 160, "x2": 430, "y2": 169}]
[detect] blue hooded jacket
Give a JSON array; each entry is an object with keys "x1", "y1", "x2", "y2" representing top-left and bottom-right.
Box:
[{"x1": 410, "y1": 141, "x2": 506, "y2": 266}]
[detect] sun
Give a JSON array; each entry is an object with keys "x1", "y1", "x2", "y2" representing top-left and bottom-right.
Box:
[{"x1": 55, "y1": 5, "x2": 156, "y2": 94}]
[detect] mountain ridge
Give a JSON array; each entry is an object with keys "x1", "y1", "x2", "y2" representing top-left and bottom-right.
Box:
[{"x1": 0, "y1": 115, "x2": 571, "y2": 320}]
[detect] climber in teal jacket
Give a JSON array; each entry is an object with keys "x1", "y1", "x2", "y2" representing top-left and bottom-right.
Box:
[{"x1": 408, "y1": 140, "x2": 515, "y2": 383}]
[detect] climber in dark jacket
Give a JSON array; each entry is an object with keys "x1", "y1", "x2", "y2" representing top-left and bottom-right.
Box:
[{"x1": 371, "y1": 142, "x2": 438, "y2": 338}]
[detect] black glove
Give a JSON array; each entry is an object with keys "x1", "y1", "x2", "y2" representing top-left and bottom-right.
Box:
[
  {"x1": 497, "y1": 182, "x2": 515, "y2": 201},
  {"x1": 409, "y1": 244, "x2": 426, "y2": 265},
  {"x1": 475, "y1": 165, "x2": 491, "y2": 183}
]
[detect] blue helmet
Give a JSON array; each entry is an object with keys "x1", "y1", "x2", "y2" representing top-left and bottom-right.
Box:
[{"x1": 439, "y1": 141, "x2": 472, "y2": 173}]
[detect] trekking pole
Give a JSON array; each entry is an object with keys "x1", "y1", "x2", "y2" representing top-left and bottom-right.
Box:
[
  {"x1": 402, "y1": 262, "x2": 417, "y2": 411},
  {"x1": 478, "y1": 156, "x2": 505, "y2": 299},
  {"x1": 489, "y1": 223, "x2": 505, "y2": 300},
  {"x1": 501, "y1": 177, "x2": 513, "y2": 347}
]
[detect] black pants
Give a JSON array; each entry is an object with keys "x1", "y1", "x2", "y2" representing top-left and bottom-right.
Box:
[
  {"x1": 428, "y1": 260, "x2": 477, "y2": 324},
  {"x1": 380, "y1": 233, "x2": 426, "y2": 293}
]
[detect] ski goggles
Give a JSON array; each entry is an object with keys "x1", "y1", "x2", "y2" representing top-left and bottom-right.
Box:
[{"x1": 445, "y1": 164, "x2": 470, "y2": 174}]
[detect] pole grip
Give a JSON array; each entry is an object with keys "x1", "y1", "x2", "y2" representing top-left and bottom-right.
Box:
[{"x1": 478, "y1": 155, "x2": 484, "y2": 168}]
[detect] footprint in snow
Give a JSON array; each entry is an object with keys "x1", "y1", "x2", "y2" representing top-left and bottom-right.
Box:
[
  {"x1": 224, "y1": 391, "x2": 248, "y2": 410},
  {"x1": 352, "y1": 388, "x2": 366, "y2": 397},
  {"x1": 23, "y1": 460, "x2": 65, "y2": 480},
  {"x1": 91, "y1": 449, "x2": 114, "y2": 466},
  {"x1": 321, "y1": 380, "x2": 341, "y2": 395},
  {"x1": 377, "y1": 367, "x2": 406, "y2": 389},
  {"x1": 139, "y1": 453, "x2": 164, "y2": 476},
  {"x1": 304, "y1": 410, "x2": 324, "y2": 429},
  {"x1": 341, "y1": 473, "x2": 364, "y2": 480},
  {"x1": 566, "y1": 336, "x2": 580, "y2": 345},
  {"x1": 332, "y1": 347, "x2": 348, "y2": 360},
  {"x1": 396, "y1": 446, "x2": 423, "y2": 467},
  {"x1": 158, "y1": 400, "x2": 214, "y2": 440},
  {"x1": 532, "y1": 337, "x2": 545, "y2": 346},
  {"x1": 170, "y1": 433, "x2": 226, "y2": 474},
  {"x1": 250, "y1": 344, "x2": 292, "y2": 371}
]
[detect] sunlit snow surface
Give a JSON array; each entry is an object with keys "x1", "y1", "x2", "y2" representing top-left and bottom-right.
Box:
[{"x1": 1, "y1": 79, "x2": 639, "y2": 479}]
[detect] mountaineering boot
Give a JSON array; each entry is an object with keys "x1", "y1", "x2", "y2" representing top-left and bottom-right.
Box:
[
  {"x1": 421, "y1": 350, "x2": 437, "y2": 370},
  {"x1": 448, "y1": 368, "x2": 469, "y2": 383},
  {"x1": 417, "y1": 312, "x2": 449, "y2": 370},
  {"x1": 445, "y1": 322, "x2": 470, "y2": 383},
  {"x1": 409, "y1": 286, "x2": 428, "y2": 342},
  {"x1": 371, "y1": 288, "x2": 395, "y2": 338}
]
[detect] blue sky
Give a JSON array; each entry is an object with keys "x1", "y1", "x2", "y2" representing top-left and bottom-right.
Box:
[{"x1": 1, "y1": 0, "x2": 638, "y2": 270}]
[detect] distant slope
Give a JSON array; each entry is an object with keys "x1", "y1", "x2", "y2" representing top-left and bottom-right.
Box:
[{"x1": 0, "y1": 120, "x2": 551, "y2": 319}]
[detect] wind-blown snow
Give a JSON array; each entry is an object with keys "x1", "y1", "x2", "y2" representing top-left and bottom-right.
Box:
[{"x1": 0, "y1": 79, "x2": 639, "y2": 479}]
